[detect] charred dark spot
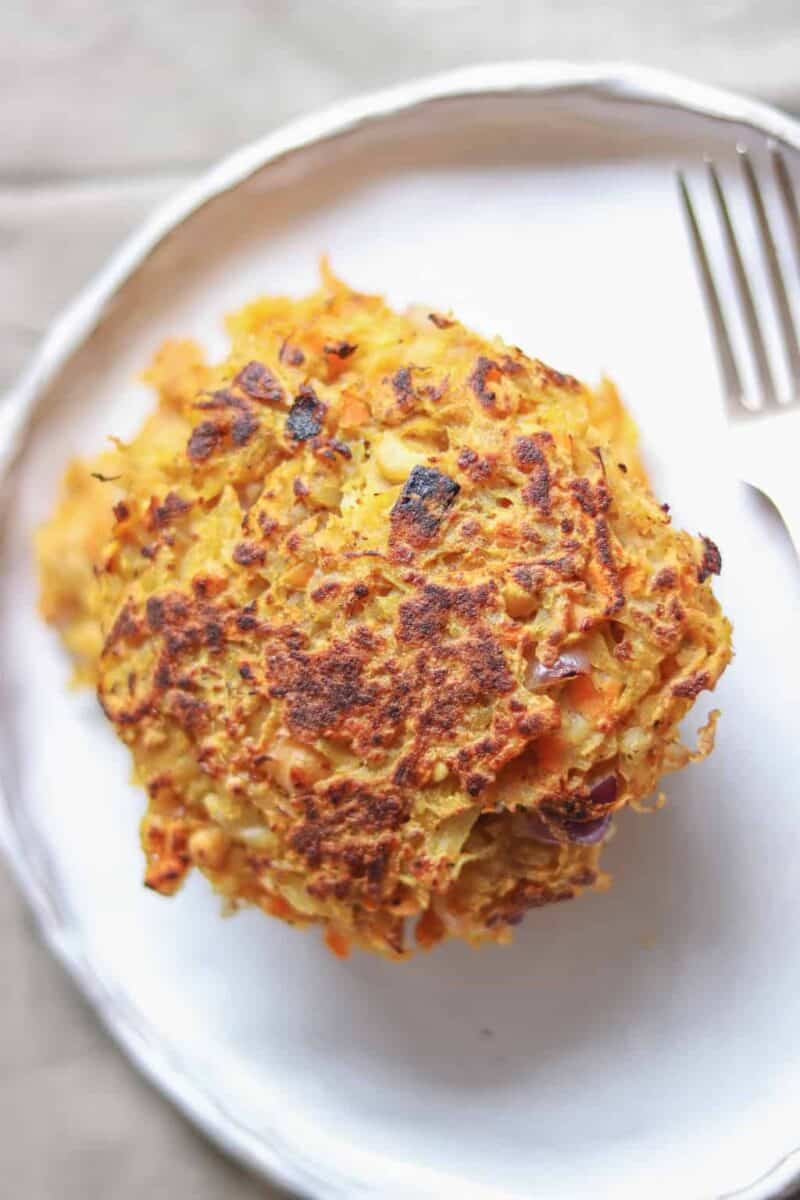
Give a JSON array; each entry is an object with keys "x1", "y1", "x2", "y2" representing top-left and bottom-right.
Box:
[
  {"x1": 392, "y1": 755, "x2": 418, "y2": 788},
  {"x1": 392, "y1": 366, "x2": 412, "y2": 392},
  {"x1": 324, "y1": 340, "x2": 357, "y2": 359},
  {"x1": 148, "y1": 491, "x2": 191, "y2": 529},
  {"x1": 422, "y1": 376, "x2": 449, "y2": 404},
  {"x1": 475, "y1": 736, "x2": 498, "y2": 758},
  {"x1": 515, "y1": 710, "x2": 551, "y2": 737},
  {"x1": 187, "y1": 420, "x2": 223, "y2": 462},
  {"x1": 289, "y1": 783, "x2": 408, "y2": 897},
  {"x1": 103, "y1": 602, "x2": 139, "y2": 652},
  {"x1": 352, "y1": 625, "x2": 376, "y2": 652},
  {"x1": 469, "y1": 356, "x2": 500, "y2": 408},
  {"x1": 390, "y1": 367, "x2": 416, "y2": 409},
  {"x1": 328, "y1": 438, "x2": 352, "y2": 459},
  {"x1": 257, "y1": 512, "x2": 278, "y2": 538},
  {"x1": 570, "y1": 478, "x2": 596, "y2": 516},
  {"x1": 514, "y1": 432, "x2": 552, "y2": 469},
  {"x1": 267, "y1": 639, "x2": 376, "y2": 736},
  {"x1": 537, "y1": 554, "x2": 580, "y2": 579},
  {"x1": 672, "y1": 671, "x2": 710, "y2": 699},
  {"x1": 511, "y1": 565, "x2": 542, "y2": 592},
  {"x1": 466, "y1": 773, "x2": 489, "y2": 797},
  {"x1": 237, "y1": 603, "x2": 258, "y2": 632},
  {"x1": 484, "y1": 877, "x2": 574, "y2": 929},
  {"x1": 311, "y1": 581, "x2": 341, "y2": 604},
  {"x1": 239, "y1": 662, "x2": 254, "y2": 681},
  {"x1": 397, "y1": 581, "x2": 493, "y2": 643},
  {"x1": 233, "y1": 541, "x2": 266, "y2": 567},
  {"x1": 464, "y1": 633, "x2": 514, "y2": 695},
  {"x1": 515, "y1": 434, "x2": 552, "y2": 514},
  {"x1": 594, "y1": 517, "x2": 624, "y2": 614},
  {"x1": 169, "y1": 691, "x2": 210, "y2": 735},
  {"x1": 279, "y1": 340, "x2": 305, "y2": 367},
  {"x1": 535, "y1": 361, "x2": 581, "y2": 391},
  {"x1": 365, "y1": 841, "x2": 392, "y2": 885},
  {"x1": 195, "y1": 388, "x2": 247, "y2": 412},
  {"x1": 190, "y1": 575, "x2": 225, "y2": 600},
  {"x1": 234, "y1": 360, "x2": 284, "y2": 403},
  {"x1": 698, "y1": 535, "x2": 722, "y2": 582},
  {"x1": 344, "y1": 580, "x2": 369, "y2": 616},
  {"x1": 113, "y1": 501, "x2": 130, "y2": 522},
  {"x1": 146, "y1": 596, "x2": 165, "y2": 631},
  {"x1": 154, "y1": 659, "x2": 170, "y2": 690},
  {"x1": 390, "y1": 465, "x2": 460, "y2": 545},
  {"x1": 653, "y1": 567, "x2": 677, "y2": 590},
  {"x1": 457, "y1": 446, "x2": 493, "y2": 482},
  {"x1": 204, "y1": 621, "x2": 223, "y2": 651},
  {"x1": 428, "y1": 312, "x2": 454, "y2": 329},
  {"x1": 231, "y1": 409, "x2": 260, "y2": 446},
  {"x1": 286, "y1": 386, "x2": 325, "y2": 441},
  {"x1": 500, "y1": 354, "x2": 525, "y2": 377}
]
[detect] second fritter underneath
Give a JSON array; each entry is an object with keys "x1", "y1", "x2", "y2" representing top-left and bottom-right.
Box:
[{"x1": 38, "y1": 265, "x2": 732, "y2": 958}]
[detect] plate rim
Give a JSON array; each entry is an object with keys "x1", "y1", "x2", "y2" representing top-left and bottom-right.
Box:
[{"x1": 2, "y1": 59, "x2": 800, "y2": 1200}]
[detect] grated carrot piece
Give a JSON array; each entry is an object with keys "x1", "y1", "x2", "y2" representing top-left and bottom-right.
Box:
[
  {"x1": 325, "y1": 927, "x2": 351, "y2": 958},
  {"x1": 536, "y1": 733, "x2": 564, "y2": 773},
  {"x1": 338, "y1": 395, "x2": 371, "y2": 429},
  {"x1": 566, "y1": 675, "x2": 604, "y2": 716},
  {"x1": 415, "y1": 906, "x2": 446, "y2": 949}
]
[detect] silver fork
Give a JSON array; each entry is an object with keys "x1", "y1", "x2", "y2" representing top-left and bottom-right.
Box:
[{"x1": 677, "y1": 146, "x2": 800, "y2": 559}]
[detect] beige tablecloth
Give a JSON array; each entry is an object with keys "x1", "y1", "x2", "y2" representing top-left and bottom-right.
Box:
[{"x1": 2, "y1": 2, "x2": 799, "y2": 1195}]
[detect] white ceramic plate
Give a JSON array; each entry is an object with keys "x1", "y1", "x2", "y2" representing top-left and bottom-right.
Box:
[{"x1": 2, "y1": 63, "x2": 800, "y2": 1200}]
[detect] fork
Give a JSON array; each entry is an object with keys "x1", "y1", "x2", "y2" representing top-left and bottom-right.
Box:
[{"x1": 677, "y1": 146, "x2": 800, "y2": 559}]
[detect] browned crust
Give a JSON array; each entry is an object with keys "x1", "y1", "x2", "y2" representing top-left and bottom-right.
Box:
[
  {"x1": 235, "y1": 360, "x2": 285, "y2": 403},
  {"x1": 698, "y1": 535, "x2": 722, "y2": 582},
  {"x1": 515, "y1": 433, "x2": 553, "y2": 514},
  {"x1": 469, "y1": 356, "x2": 501, "y2": 409},
  {"x1": 390, "y1": 466, "x2": 460, "y2": 550},
  {"x1": 37, "y1": 272, "x2": 732, "y2": 960}
]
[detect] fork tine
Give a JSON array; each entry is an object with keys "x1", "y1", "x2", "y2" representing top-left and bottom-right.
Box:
[
  {"x1": 676, "y1": 171, "x2": 744, "y2": 409},
  {"x1": 770, "y1": 145, "x2": 800, "y2": 276},
  {"x1": 707, "y1": 158, "x2": 777, "y2": 407},
  {"x1": 738, "y1": 146, "x2": 800, "y2": 395}
]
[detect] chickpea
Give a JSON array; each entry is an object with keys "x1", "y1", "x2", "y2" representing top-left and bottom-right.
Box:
[
  {"x1": 375, "y1": 432, "x2": 426, "y2": 483},
  {"x1": 502, "y1": 581, "x2": 537, "y2": 619},
  {"x1": 268, "y1": 736, "x2": 326, "y2": 792},
  {"x1": 188, "y1": 827, "x2": 231, "y2": 870}
]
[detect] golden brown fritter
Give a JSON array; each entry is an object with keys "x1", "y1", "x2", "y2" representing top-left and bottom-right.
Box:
[{"x1": 37, "y1": 265, "x2": 732, "y2": 958}]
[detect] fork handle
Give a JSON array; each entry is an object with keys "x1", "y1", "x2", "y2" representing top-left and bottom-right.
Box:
[{"x1": 757, "y1": 475, "x2": 800, "y2": 562}]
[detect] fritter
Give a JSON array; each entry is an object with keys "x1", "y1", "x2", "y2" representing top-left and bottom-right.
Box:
[{"x1": 37, "y1": 265, "x2": 732, "y2": 958}]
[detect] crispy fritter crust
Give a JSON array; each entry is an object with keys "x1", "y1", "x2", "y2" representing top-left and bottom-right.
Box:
[{"x1": 37, "y1": 265, "x2": 732, "y2": 958}]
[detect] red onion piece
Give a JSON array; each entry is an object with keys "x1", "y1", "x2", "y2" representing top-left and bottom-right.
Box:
[
  {"x1": 517, "y1": 810, "x2": 561, "y2": 844},
  {"x1": 560, "y1": 813, "x2": 611, "y2": 845},
  {"x1": 517, "y1": 808, "x2": 612, "y2": 847},
  {"x1": 525, "y1": 647, "x2": 590, "y2": 690},
  {"x1": 514, "y1": 776, "x2": 619, "y2": 846},
  {"x1": 587, "y1": 774, "x2": 618, "y2": 811}
]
